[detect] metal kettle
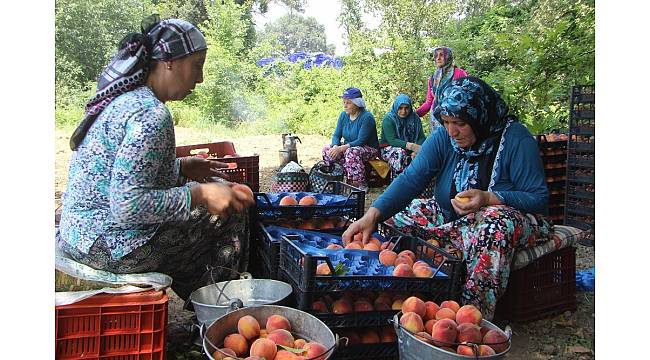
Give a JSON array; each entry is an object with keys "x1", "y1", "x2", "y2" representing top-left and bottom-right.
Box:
[{"x1": 279, "y1": 133, "x2": 301, "y2": 167}]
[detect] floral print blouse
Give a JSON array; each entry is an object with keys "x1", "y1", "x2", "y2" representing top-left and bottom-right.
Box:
[{"x1": 59, "y1": 86, "x2": 192, "y2": 260}]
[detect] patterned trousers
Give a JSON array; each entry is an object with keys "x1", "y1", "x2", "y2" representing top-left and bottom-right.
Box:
[
  {"x1": 56, "y1": 207, "x2": 250, "y2": 300},
  {"x1": 380, "y1": 146, "x2": 413, "y2": 178},
  {"x1": 388, "y1": 198, "x2": 552, "y2": 320},
  {"x1": 322, "y1": 144, "x2": 379, "y2": 183}
]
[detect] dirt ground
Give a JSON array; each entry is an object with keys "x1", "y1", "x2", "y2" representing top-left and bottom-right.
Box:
[{"x1": 54, "y1": 128, "x2": 595, "y2": 359}]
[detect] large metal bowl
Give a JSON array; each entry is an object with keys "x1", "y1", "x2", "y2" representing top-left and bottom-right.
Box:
[
  {"x1": 203, "y1": 305, "x2": 338, "y2": 360},
  {"x1": 393, "y1": 312, "x2": 511, "y2": 359},
  {"x1": 190, "y1": 278, "x2": 293, "y2": 328}
]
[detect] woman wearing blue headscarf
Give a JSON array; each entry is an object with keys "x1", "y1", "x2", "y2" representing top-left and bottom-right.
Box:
[
  {"x1": 379, "y1": 94, "x2": 426, "y2": 177},
  {"x1": 343, "y1": 77, "x2": 553, "y2": 319},
  {"x1": 57, "y1": 16, "x2": 254, "y2": 299}
]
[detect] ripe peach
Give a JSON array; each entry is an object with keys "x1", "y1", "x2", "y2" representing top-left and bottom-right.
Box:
[
  {"x1": 479, "y1": 344, "x2": 497, "y2": 356},
  {"x1": 455, "y1": 196, "x2": 470, "y2": 203},
  {"x1": 456, "y1": 304, "x2": 482, "y2": 325},
  {"x1": 431, "y1": 318, "x2": 458, "y2": 347},
  {"x1": 440, "y1": 300, "x2": 461, "y2": 313},
  {"x1": 311, "y1": 300, "x2": 329, "y2": 313},
  {"x1": 266, "y1": 314, "x2": 292, "y2": 333},
  {"x1": 456, "y1": 323, "x2": 482, "y2": 344},
  {"x1": 304, "y1": 342, "x2": 328, "y2": 360},
  {"x1": 413, "y1": 265, "x2": 434, "y2": 278},
  {"x1": 413, "y1": 260, "x2": 429, "y2": 269},
  {"x1": 399, "y1": 311, "x2": 425, "y2": 334},
  {"x1": 223, "y1": 333, "x2": 248, "y2": 357},
  {"x1": 424, "y1": 319, "x2": 437, "y2": 334},
  {"x1": 402, "y1": 296, "x2": 426, "y2": 317},
  {"x1": 231, "y1": 184, "x2": 254, "y2": 202},
  {"x1": 298, "y1": 221, "x2": 316, "y2": 230},
  {"x1": 267, "y1": 329, "x2": 295, "y2": 348},
  {"x1": 294, "y1": 338, "x2": 308, "y2": 349},
  {"x1": 391, "y1": 298, "x2": 404, "y2": 310},
  {"x1": 249, "y1": 338, "x2": 277, "y2": 360},
  {"x1": 398, "y1": 250, "x2": 416, "y2": 262},
  {"x1": 212, "y1": 348, "x2": 236, "y2": 360},
  {"x1": 435, "y1": 307, "x2": 457, "y2": 321},
  {"x1": 424, "y1": 301, "x2": 440, "y2": 321},
  {"x1": 298, "y1": 195, "x2": 318, "y2": 206},
  {"x1": 354, "y1": 300, "x2": 374, "y2": 312},
  {"x1": 319, "y1": 219, "x2": 335, "y2": 229},
  {"x1": 237, "y1": 315, "x2": 261, "y2": 340},
  {"x1": 480, "y1": 326, "x2": 490, "y2": 338},
  {"x1": 367, "y1": 237, "x2": 382, "y2": 247},
  {"x1": 374, "y1": 300, "x2": 391, "y2": 311},
  {"x1": 483, "y1": 329, "x2": 509, "y2": 354},
  {"x1": 363, "y1": 242, "x2": 381, "y2": 251},
  {"x1": 331, "y1": 298, "x2": 353, "y2": 314},
  {"x1": 326, "y1": 243, "x2": 343, "y2": 250},
  {"x1": 345, "y1": 242, "x2": 363, "y2": 250},
  {"x1": 279, "y1": 195, "x2": 298, "y2": 206},
  {"x1": 360, "y1": 329, "x2": 380, "y2": 344},
  {"x1": 394, "y1": 256, "x2": 414, "y2": 268},
  {"x1": 379, "y1": 250, "x2": 398, "y2": 266},
  {"x1": 392, "y1": 263, "x2": 414, "y2": 277},
  {"x1": 380, "y1": 327, "x2": 397, "y2": 343},
  {"x1": 275, "y1": 349, "x2": 298, "y2": 360},
  {"x1": 316, "y1": 263, "x2": 332, "y2": 275},
  {"x1": 457, "y1": 343, "x2": 478, "y2": 356}
]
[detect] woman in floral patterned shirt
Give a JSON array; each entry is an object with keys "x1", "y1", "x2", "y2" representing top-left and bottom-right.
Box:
[{"x1": 57, "y1": 17, "x2": 254, "y2": 299}]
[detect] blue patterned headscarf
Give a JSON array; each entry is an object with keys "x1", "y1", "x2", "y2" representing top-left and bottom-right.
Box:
[
  {"x1": 70, "y1": 16, "x2": 208, "y2": 150},
  {"x1": 388, "y1": 94, "x2": 420, "y2": 143},
  {"x1": 433, "y1": 77, "x2": 517, "y2": 199}
]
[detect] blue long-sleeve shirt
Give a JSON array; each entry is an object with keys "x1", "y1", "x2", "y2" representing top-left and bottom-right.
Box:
[
  {"x1": 372, "y1": 122, "x2": 548, "y2": 221},
  {"x1": 330, "y1": 109, "x2": 379, "y2": 149}
]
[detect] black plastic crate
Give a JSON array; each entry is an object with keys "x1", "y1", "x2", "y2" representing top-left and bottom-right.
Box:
[
  {"x1": 567, "y1": 182, "x2": 594, "y2": 200},
  {"x1": 571, "y1": 85, "x2": 595, "y2": 103},
  {"x1": 332, "y1": 342, "x2": 398, "y2": 360},
  {"x1": 254, "y1": 181, "x2": 365, "y2": 221},
  {"x1": 568, "y1": 141, "x2": 595, "y2": 152},
  {"x1": 495, "y1": 246, "x2": 576, "y2": 322},
  {"x1": 279, "y1": 231, "x2": 464, "y2": 298}
]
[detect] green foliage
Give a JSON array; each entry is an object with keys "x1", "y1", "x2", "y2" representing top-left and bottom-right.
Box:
[
  {"x1": 55, "y1": 0, "x2": 594, "y2": 138},
  {"x1": 257, "y1": 14, "x2": 333, "y2": 55}
]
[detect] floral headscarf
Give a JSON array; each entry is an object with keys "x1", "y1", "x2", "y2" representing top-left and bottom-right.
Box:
[
  {"x1": 70, "y1": 16, "x2": 208, "y2": 150},
  {"x1": 388, "y1": 94, "x2": 420, "y2": 143},
  {"x1": 433, "y1": 77, "x2": 517, "y2": 199}
]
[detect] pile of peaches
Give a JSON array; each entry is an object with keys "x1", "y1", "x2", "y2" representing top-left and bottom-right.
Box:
[
  {"x1": 272, "y1": 216, "x2": 349, "y2": 231},
  {"x1": 213, "y1": 314, "x2": 329, "y2": 360},
  {"x1": 311, "y1": 291, "x2": 439, "y2": 315},
  {"x1": 398, "y1": 298, "x2": 509, "y2": 357},
  {"x1": 336, "y1": 326, "x2": 397, "y2": 345}
]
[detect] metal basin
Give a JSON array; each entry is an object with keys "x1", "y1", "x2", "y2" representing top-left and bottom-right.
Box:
[
  {"x1": 393, "y1": 312, "x2": 511, "y2": 359},
  {"x1": 203, "y1": 305, "x2": 338, "y2": 360},
  {"x1": 189, "y1": 278, "x2": 292, "y2": 328}
]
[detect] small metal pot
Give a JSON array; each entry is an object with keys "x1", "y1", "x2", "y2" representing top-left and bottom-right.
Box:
[
  {"x1": 393, "y1": 312, "x2": 512, "y2": 359},
  {"x1": 203, "y1": 305, "x2": 338, "y2": 360},
  {"x1": 189, "y1": 277, "x2": 292, "y2": 329}
]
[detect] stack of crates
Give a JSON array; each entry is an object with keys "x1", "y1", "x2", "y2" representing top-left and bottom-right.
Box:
[
  {"x1": 277, "y1": 223, "x2": 464, "y2": 360},
  {"x1": 565, "y1": 85, "x2": 595, "y2": 246},
  {"x1": 250, "y1": 181, "x2": 365, "y2": 279},
  {"x1": 537, "y1": 134, "x2": 568, "y2": 225}
]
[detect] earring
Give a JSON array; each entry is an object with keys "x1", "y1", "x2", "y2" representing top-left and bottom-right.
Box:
[{"x1": 166, "y1": 64, "x2": 172, "y2": 70}]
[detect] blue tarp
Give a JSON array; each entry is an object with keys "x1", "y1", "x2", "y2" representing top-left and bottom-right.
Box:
[{"x1": 257, "y1": 52, "x2": 344, "y2": 70}]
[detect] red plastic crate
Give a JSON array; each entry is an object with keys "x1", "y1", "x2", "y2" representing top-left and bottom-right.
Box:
[
  {"x1": 55, "y1": 290, "x2": 168, "y2": 360},
  {"x1": 495, "y1": 247, "x2": 576, "y2": 322},
  {"x1": 175, "y1": 141, "x2": 260, "y2": 192}
]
